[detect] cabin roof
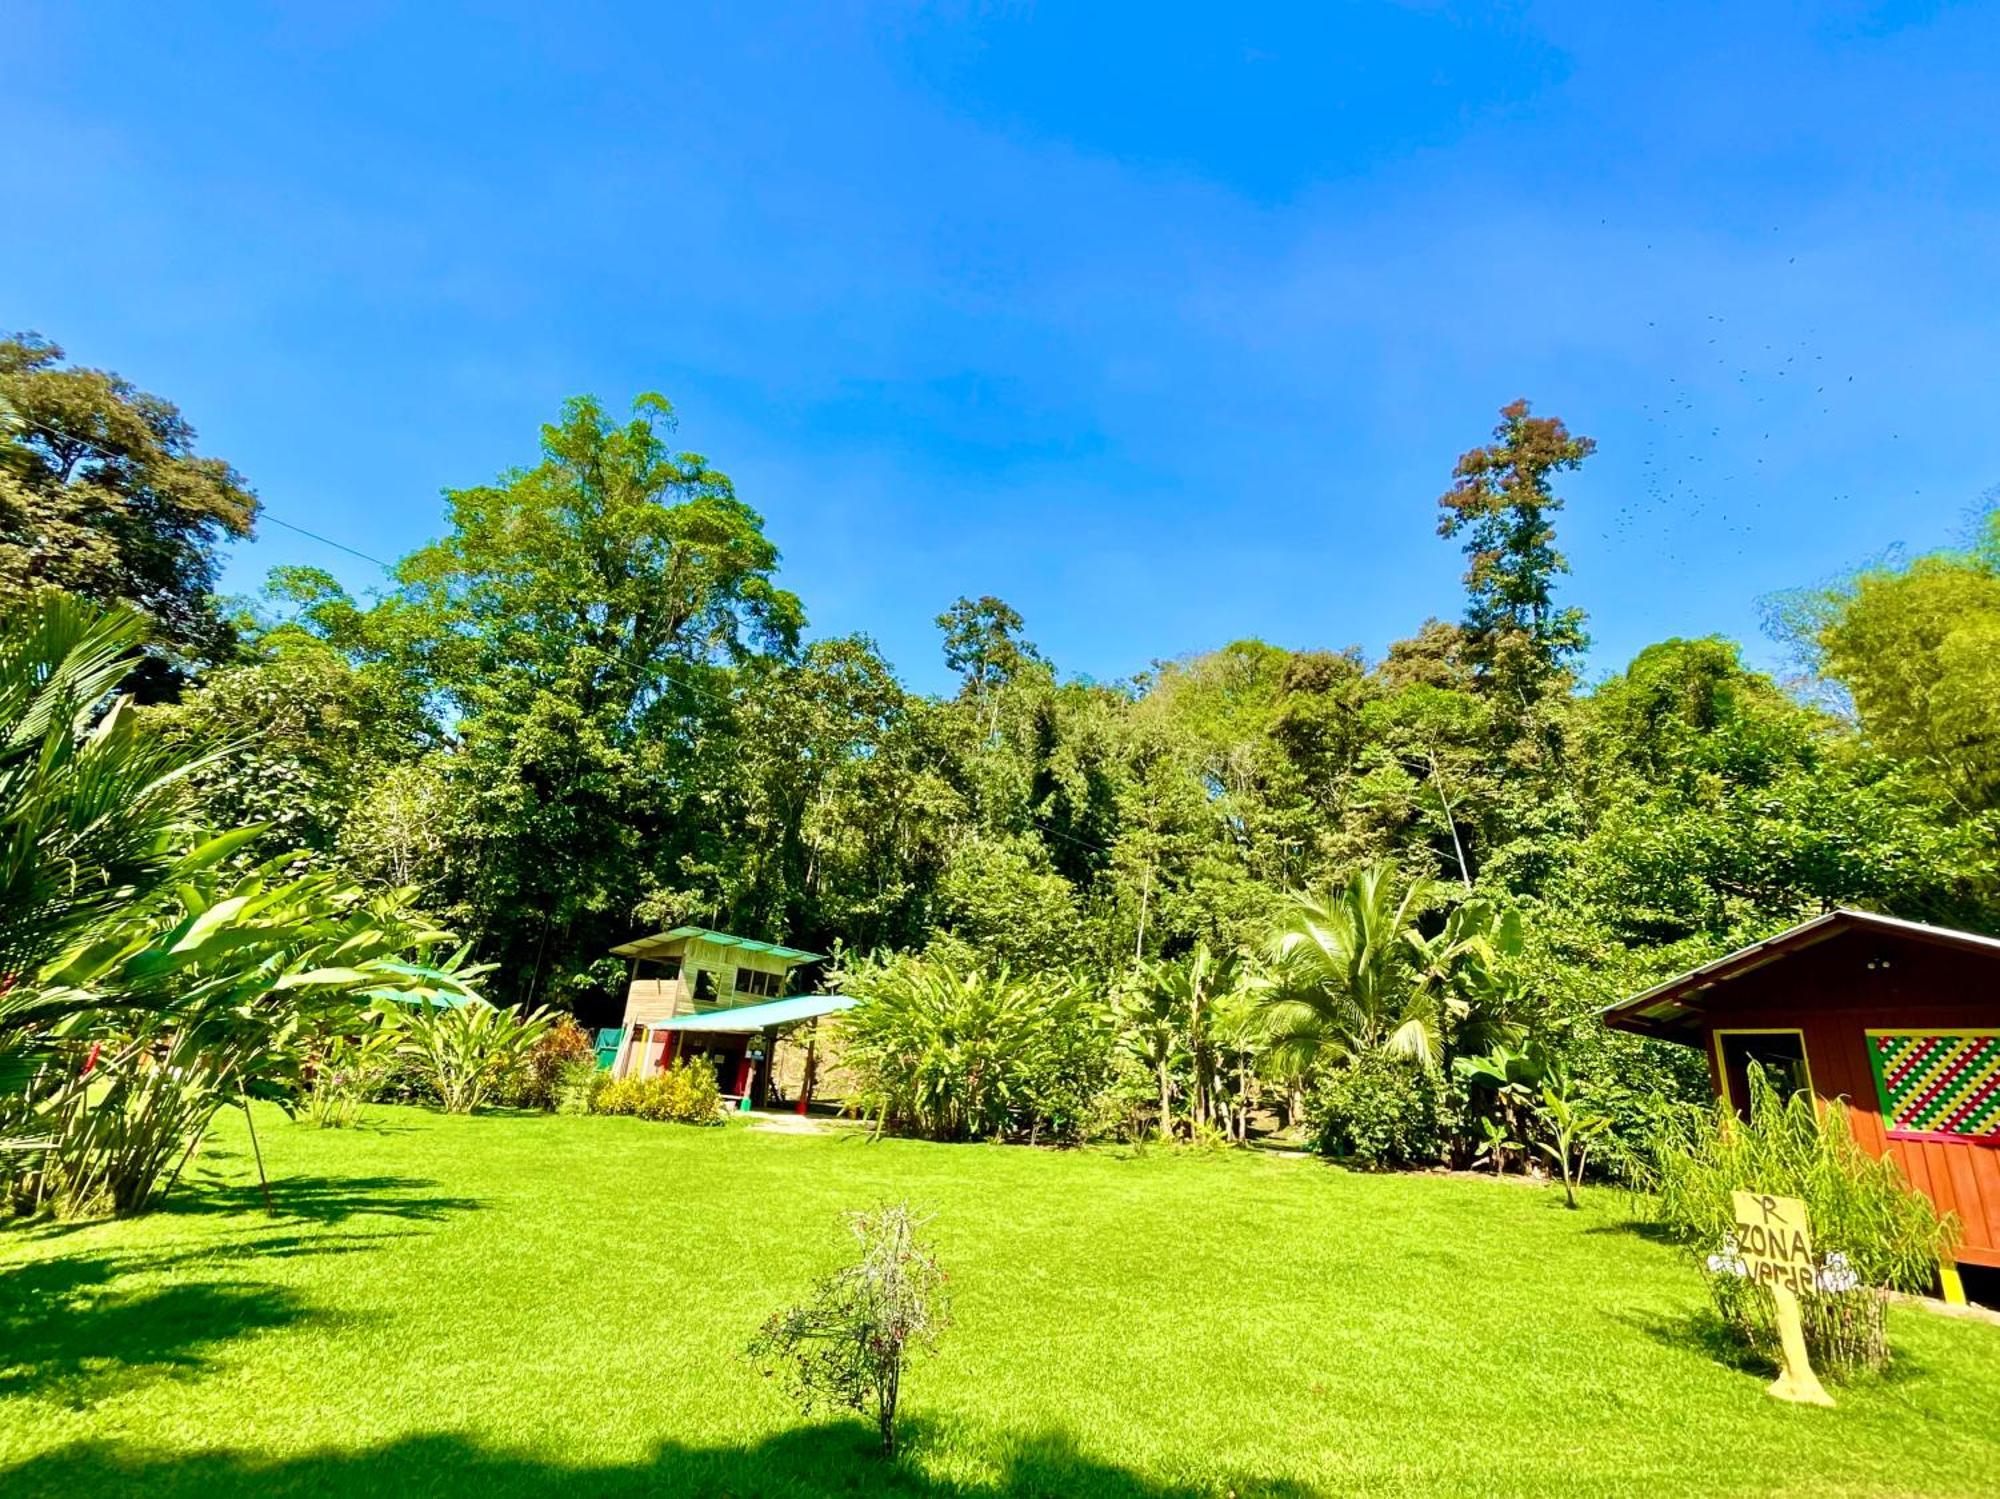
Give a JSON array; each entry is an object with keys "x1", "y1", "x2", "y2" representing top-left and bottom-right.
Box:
[
  {"x1": 640, "y1": 993, "x2": 856, "y2": 1034},
  {"x1": 1603, "y1": 908, "x2": 2000, "y2": 1043},
  {"x1": 607, "y1": 926, "x2": 825, "y2": 964}
]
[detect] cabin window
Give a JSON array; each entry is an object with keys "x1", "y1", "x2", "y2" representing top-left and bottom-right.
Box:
[
  {"x1": 1715, "y1": 1030, "x2": 1811, "y2": 1120},
  {"x1": 736, "y1": 967, "x2": 782, "y2": 998},
  {"x1": 637, "y1": 955, "x2": 681, "y2": 982},
  {"x1": 693, "y1": 969, "x2": 717, "y2": 1003}
]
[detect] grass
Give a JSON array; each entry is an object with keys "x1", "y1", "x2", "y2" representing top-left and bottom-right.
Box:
[{"x1": 2, "y1": 1107, "x2": 1997, "y2": 1498}]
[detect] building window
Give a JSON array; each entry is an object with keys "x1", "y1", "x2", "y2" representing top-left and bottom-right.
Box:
[
  {"x1": 637, "y1": 955, "x2": 681, "y2": 982},
  {"x1": 1714, "y1": 1030, "x2": 1811, "y2": 1120},
  {"x1": 735, "y1": 967, "x2": 782, "y2": 998},
  {"x1": 693, "y1": 969, "x2": 717, "y2": 1003}
]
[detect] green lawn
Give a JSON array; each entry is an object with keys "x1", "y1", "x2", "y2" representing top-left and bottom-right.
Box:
[{"x1": 2, "y1": 1108, "x2": 1997, "y2": 1498}]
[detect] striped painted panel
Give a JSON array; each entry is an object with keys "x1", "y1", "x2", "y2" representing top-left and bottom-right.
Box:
[{"x1": 1868, "y1": 1033, "x2": 2000, "y2": 1142}]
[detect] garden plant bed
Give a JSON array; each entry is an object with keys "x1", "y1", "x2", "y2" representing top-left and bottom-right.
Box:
[{"x1": 3, "y1": 1106, "x2": 1997, "y2": 1497}]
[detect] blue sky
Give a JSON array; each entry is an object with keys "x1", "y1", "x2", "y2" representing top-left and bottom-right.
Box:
[{"x1": 6, "y1": 2, "x2": 1997, "y2": 693}]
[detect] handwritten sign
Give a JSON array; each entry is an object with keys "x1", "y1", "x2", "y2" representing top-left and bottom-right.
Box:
[
  {"x1": 1730, "y1": 1191, "x2": 1816, "y2": 1292},
  {"x1": 1729, "y1": 1190, "x2": 1834, "y2": 1407}
]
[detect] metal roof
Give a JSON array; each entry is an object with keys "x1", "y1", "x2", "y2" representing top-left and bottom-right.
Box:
[
  {"x1": 608, "y1": 926, "x2": 825, "y2": 963},
  {"x1": 643, "y1": 993, "x2": 856, "y2": 1034},
  {"x1": 1603, "y1": 908, "x2": 2000, "y2": 1042}
]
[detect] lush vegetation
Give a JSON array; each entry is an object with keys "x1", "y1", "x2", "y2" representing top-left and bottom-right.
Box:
[
  {"x1": 2, "y1": 1108, "x2": 1996, "y2": 1497},
  {"x1": 0, "y1": 337, "x2": 1992, "y2": 1231},
  {"x1": 0, "y1": 594, "x2": 491, "y2": 1219},
  {"x1": 1653, "y1": 1069, "x2": 1959, "y2": 1376},
  {"x1": 7, "y1": 332, "x2": 1998, "y2": 1202},
  {"x1": 591, "y1": 1057, "x2": 725, "y2": 1125}
]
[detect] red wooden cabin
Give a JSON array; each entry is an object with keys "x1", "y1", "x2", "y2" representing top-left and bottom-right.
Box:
[{"x1": 1605, "y1": 909, "x2": 2000, "y2": 1305}]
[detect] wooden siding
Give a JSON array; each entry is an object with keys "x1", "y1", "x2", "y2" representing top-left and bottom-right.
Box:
[{"x1": 1689, "y1": 929, "x2": 2000, "y2": 1269}]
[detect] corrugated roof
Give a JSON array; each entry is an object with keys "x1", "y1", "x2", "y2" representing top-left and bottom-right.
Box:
[
  {"x1": 643, "y1": 993, "x2": 856, "y2": 1033},
  {"x1": 608, "y1": 926, "x2": 825, "y2": 963},
  {"x1": 1603, "y1": 908, "x2": 2000, "y2": 1041}
]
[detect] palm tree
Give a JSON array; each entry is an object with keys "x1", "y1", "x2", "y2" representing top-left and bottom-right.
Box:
[
  {"x1": 0, "y1": 596, "x2": 206, "y2": 1160},
  {"x1": 1257, "y1": 862, "x2": 1519, "y2": 1074}
]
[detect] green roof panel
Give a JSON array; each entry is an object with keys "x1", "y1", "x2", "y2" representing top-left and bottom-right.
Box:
[{"x1": 609, "y1": 926, "x2": 826, "y2": 963}]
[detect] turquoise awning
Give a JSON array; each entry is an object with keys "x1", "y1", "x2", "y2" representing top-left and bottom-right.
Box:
[{"x1": 645, "y1": 994, "x2": 855, "y2": 1034}]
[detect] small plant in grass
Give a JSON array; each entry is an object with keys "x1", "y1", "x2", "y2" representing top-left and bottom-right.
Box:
[
  {"x1": 748, "y1": 1203, "x2": 951, "y2": 1459},
  {"x1": 552, "y1": 1056, "x2": 606, "y2": 1115},
  {"x1": 1650, "y1": 1066, "x2": 1959, "y2": 1377},
  {"x1": 1533, "y1": 1068, "x2": 1611, "y2": 1209},
  {"x1": 304, "y1": 1022, "x2": 398, "y2": 1128}
]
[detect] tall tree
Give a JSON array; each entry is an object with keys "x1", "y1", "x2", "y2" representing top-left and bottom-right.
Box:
[
  {"x1": 1437, "y1": 399, "x2": 1593, "y2": 700},
  {"x1": 936, "y1": 595, "x2": 1044, "y2": 738},
  {"x1": 0, "y1": 335, "x2": 257, "y2": 672}
]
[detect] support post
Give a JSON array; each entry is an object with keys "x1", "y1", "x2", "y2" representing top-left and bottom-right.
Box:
[
  {"x1": 797, "y1": 1023, "x2": 819, "y2": 1117},
  {"x1": 1940, "y1": 1261, "x2": 1968, "y2": 1307}
]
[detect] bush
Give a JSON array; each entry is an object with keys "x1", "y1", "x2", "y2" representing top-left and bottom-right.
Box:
[
  {"x1": 520, "y1": 1019, "x2": 598, "y2": 1111},
  {"x1": 303, "y1": 1023, "x2": 397, "y2": 1129},
  {"x1": 387, "y1": 1000, "x2": 556, "y2": 1115},
  {"x1": 1650, "y1": 1067, "x2": 1959, "y2": 1377},
  {"x1": 592, "y1": 1058, "x2": 724, "y2": 1125},
  {"x1": 553, "y1": 1056, "x2": 606, "y2": 1116},
  {"x1": 748, "y1": 1203, "x2": 951, "y2": 1459},
  {"x1": 1304, "y1": 1053, "x2": 1446, "y2": 1168},
  {"x1": 835, "y1": 952, "x2": 1109, "y2": 1142}
]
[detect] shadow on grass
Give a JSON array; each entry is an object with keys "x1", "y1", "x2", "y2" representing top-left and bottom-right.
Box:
[
  {"x1": 0, "y1": 1248, "x2": 311, "y2": 1402},
  {"x1": 0, "y1": 1423, "x2": 1318, "y2": 1499},
  {"x1": 1614, "y1": 1304, "x2": 1776, "y2": 1378},
  {"x1": 162, "y1": 1173, "x2": 483, "y2": 1225}
]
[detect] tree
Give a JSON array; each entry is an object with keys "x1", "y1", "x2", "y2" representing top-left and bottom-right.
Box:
[
  {"x1": 1812, "y1": 546, "x2": 2000, "y2": 813},
  {"x1": 280, "y1": 393, "x2": 808, "y2": 1005},
  {"x1": 936, "y1": 595, "x2": 1045, "y2": 737},
  {"x1": 1436, "y1": 399, "x2": 1594, "y2": 699},
  {"x1": 1257, "y1": 863, "x2": 1447, "y2": 1071},
  {"x1": 0, "y1": 334, "x2": 257, "y2": 671}
]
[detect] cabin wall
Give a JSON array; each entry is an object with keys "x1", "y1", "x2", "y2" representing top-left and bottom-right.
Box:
[
  {"x1": 1692, "y1": 931, "x2": 2000, "y2": 1269},
  {"x1": 613, "y1": 937, "x2": 803, "y2": 1079}
]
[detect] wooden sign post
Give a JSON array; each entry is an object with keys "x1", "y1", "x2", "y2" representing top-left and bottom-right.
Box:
[{"x1": 1729, "y1": 1190, "x2": 1834, "y2": 1407}]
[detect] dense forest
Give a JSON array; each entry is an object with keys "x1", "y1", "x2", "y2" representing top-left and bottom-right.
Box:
[{"x1": 7, "y1": 333, "x2": 1998, "y2": 1108}]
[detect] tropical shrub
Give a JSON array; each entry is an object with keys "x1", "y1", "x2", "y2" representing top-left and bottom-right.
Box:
[
  {"x1": 1650, "y1": 1068, "x2": 1959, "y2": 1376},
  {"x1": 748, "y1": 1203, "x2": 951, "y2": 1459},
  {"x1": 834, "y1": 953, "x2": 1108, "y2": 1142},
  {"x1": 591, "y1": 1058, "x2": 723, "y2": 1124},
  {"x1": 520, "y1": 1018, "x2": 598, "y2": 1110},
  {"x1": 553, "y1": 1055, "x2": 606, "y2": 1115},
  {"x1": 304, "y1": 1019, "x2": 399, "y2": 1128},
  {"x1": 387, "y1": 998, "x2": 555, "y2": 1115},
  {"x1": 1304, "y1": 1053, "x2": 1446, "y2": 1168},
  {"x1": 1257, "y1": 864, "x2": 1518, "y2": 1076},
  {"x1": 0, "y1": 596, "x2": 495, "y2": 1217}
]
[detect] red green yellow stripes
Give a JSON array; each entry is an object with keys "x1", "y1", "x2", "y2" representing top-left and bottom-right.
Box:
[{"x1": 1869, "y1": 1033, "x2": 2000, "y2": 1140}]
